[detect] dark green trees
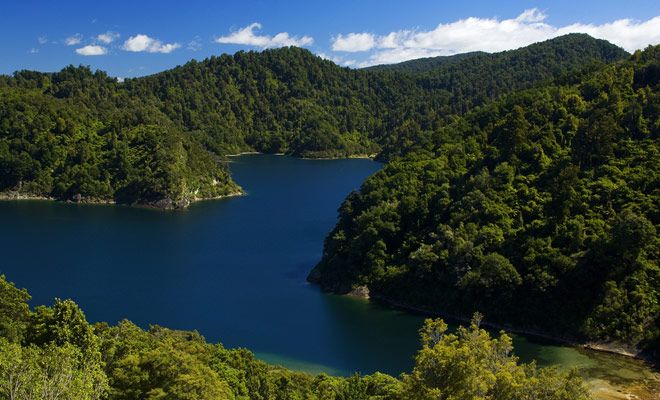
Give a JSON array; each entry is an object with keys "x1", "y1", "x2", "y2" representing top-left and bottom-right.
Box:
[
  {"x1": 0, "y1": 34, "x2": 627, "y2": 207},
  {"x1": 312, "y1": 44, "x2": 660, "y2": 351}
]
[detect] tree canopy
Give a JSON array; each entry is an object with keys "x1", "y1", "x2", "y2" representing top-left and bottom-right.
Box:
[
  {"x1": 311, "y1": 44, "x2": 660, "y2": 352},
  {"x1": 0, "y1": 34, "x2": 627, "y2": 208}
]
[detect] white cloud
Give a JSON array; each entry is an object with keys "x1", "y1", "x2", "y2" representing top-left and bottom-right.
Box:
[
  {"x1": 332, "y1": 33, "x2": 376, "y2": 52},
  {"x1": 98, "y1": 31, "x2": 120, "y2": 44},
  {"x1": 116, "y1": 77, "x2": 125, "y2": 83},
  {"x1": 76, "y1": 45, "x2": 108, "y2": 56},
  {"x1": 215, "y1": 23, "x2": 313, "y2": 48},
  {"x1": 331, "y1": 9, "x2": 660, "y2": 67},
  {"x1": 318, "y1": 52, "x2": 358, "y2": 66},
  {"x1": 37, "y1": 36, "x2": 47, "y2": 44},
  {"x1": 556, "y1": 16, "x2": 660, "y2": 53},
  {"x1": 122, "y1": 34, "x2": 181, "y2": 53},
  {"x1": 366, "y1": 48, "x2": 445, "y2": 66},
  {"x1": 65, "y1": 34, "x2": 82, "y2": 46},
  {"x1": 29, "y1": 48, "x2": 39, "y2": 54}
]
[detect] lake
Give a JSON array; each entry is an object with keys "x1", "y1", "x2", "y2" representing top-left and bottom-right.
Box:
[{"x1": 0, "y1": 154, "x2": 657, "y2": 398}]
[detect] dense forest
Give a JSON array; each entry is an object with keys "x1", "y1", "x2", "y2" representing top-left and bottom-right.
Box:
[
  {"x1": 0, "y1": 34, "x2": 626, "y2": 208},
  {"x1": 0, "y1": 275, "x2": 591, "y2": 399},
  {"x1": 1, "y1": 32, "x2": 655, "y2": 397},
  {"x1": 310, "y1": 44, "x2": 660, "y2": 354}
]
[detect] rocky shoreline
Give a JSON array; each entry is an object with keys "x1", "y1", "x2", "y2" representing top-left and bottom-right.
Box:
[
  {"x1": 0, "y1": 190, "x2": 245, "y2": 210},
  {"x1": 307, "y1": 273, "x2": 658, "y2": 366}
]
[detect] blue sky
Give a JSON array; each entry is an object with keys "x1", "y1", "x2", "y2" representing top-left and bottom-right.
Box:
[{"x1": 2, "y1": 0, "x2": 660, "y2": 79}]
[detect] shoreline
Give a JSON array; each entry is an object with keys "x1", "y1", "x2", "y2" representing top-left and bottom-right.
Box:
[
  {"x1": 0, "y1": 190, "x2": 245, "y2": 210},
  {"x1": 226, "y1": 151, "x2": 376, "y2": 161},
  {"x1": 300, "y1": 154, "x2": 377, "y2": 160},
  {"x1": 186, "y1": 190, "x2": 244, "y2": 207},
  {"x1": 339, "y1": 284, "x2": 658, "y2": 365},
  {"x1": 329, "y1": 284, "x2": 660, "y2": 398},
  {"x1": 225, "y1": 151, "x2": 263, "y2": 156},
  {"x1": 0, "y1": 192, "x2": 116, "y2": 205}
]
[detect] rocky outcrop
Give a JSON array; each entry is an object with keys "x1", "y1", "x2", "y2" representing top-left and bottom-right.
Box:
[{"x1": 347, "y1": 285, "x2": 370, "y2": 299}]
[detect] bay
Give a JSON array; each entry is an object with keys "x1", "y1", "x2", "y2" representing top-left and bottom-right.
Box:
[{"x1": 0, "y1": 154, "x2": 657, "y2": 398}]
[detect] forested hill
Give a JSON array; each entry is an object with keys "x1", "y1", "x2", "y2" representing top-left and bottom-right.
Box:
[
  {"x1": 310, "y1": 45, "x2": 660, "y2": 352},
  {"x1": 0, "y1": 34, "x2": 626, "y2": 208},
  {"x1": 365, "y1": 34, "x2": 626, "y2": 76},
  {"x1": 364, "y1": 51, "x2": 485, "y2": 73}
]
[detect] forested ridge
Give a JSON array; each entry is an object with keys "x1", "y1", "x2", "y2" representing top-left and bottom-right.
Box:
[
  {"x1": 0, "y1": 32, "x2": 656, "y2": 399},
  {"x1": 0, "y1": 34, "x2": 626, "y2": 208},
  {"x1": 310, "y1": 44, "x2": 660, "y2": 354},
  {"x1": 0, "y1": 275, "x2": 591, "y2": 399}
]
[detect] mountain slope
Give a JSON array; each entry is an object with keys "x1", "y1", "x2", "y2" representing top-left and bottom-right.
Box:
[
  {"x1": 364, "y1": 51, "x2": 486, "y2": 73},
  {"x1": 365, "y1": 34, "x2": 626, "y2": 75},
  {"x1": 310, "y1": 45, "x2": 660, "y2": 352},
  {"x1": 0, "y1": 34, "x2": 628, "y2": 207}
]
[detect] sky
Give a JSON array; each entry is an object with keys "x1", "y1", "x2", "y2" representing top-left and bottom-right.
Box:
[{"x1": 1, "y1": 0, "x2": 660, "y2": 79}]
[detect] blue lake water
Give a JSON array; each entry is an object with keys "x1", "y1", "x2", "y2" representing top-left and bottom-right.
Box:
[{"x1": 0, "y1": 154, "x2": 657, "y2": 397}]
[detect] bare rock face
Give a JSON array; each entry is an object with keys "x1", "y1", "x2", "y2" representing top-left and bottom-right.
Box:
[
  {"x1": 348, "y1": 285, "x2": 370, "y2": 299},
  {"x1": 153, "y1": 198, "x2": 173, "y2": 210},
  {"x1": 174, "y1": 197, "x2": 190, "y2": 209},
  {"x1": 72, "y1": 193, "x2": 82, "y2": 203}
]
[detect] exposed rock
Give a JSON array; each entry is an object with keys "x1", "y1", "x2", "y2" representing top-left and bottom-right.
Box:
[
  {"x1": 153, "y1": 198, "x2": 173, "y2": 209},
  {"x1": 348, "y1": 285, "x2": 370, "y2": 299},
  {"x1": 72, "y1": 193, "x2": 82, "y2": 202},
  {"x1": 174, "y1": 197, "x2": 190, "y2": 209}
]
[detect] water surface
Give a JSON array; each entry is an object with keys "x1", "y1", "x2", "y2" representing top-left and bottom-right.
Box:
[{"x1": 0, "y1": 154, "x2": 657, "y2": 397}]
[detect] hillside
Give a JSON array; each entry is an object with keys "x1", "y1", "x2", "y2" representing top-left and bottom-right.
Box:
[
  {"x1": 365, "y1": 34, "x2": 625, "y2": 76},
  {"x1": 364, "y1": 51, "x2": 485, "y2": 73},
  {"x1": 0, "y1": 34, "x2": 627, "y2": 208},
  {"x1": 309, "y1": 45, "x2": 660, "y2": 352}
]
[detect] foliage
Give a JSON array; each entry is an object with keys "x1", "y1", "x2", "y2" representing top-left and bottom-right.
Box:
[
  {"x1": 400, "y1": 315, "x2": 590, "y2": 400},
  {"x1": 0, "y1": 34, "x2": 626, "y2": 207},
  {"x1": 0, "y1": 277, "x2": 591, "y2": 399},
  {"x1": 312, "y1": 44, "x2": 660, "y2": 350}
]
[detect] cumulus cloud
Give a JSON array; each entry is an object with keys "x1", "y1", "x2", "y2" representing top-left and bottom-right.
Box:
[
  {"x1": 331, "y1": 9, "x2": 660, "y2": 66},
  {"x1": 76, "y1": 45, "x2": 107, "y2": 56},
  {"x1": 37, "y1": 36, "x2": 47, "y2": 44},
  {"x1": 122, "y1": 34, "x2": 181, "y2": 53},
  {"x1": 98, "y1": 31, "x2": 120, "y2": 44},
  {"x1": 557, "y1": 16, "x2": 660, "y2": 53},
  {"x1": 332, "y1": 33, "x2": 376, "y2": 52},
  {"x1": 318, "y1": 52, "x2": 359, "y2": 67},
  {"x1": 216, "y1": 23, "x2": 313, "y2": 48}
]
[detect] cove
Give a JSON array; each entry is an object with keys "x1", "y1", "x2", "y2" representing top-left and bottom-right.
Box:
[{"x1": 0, "y1": 154, "x2": 657, "y2": 398}]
